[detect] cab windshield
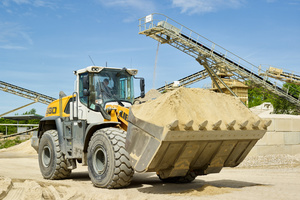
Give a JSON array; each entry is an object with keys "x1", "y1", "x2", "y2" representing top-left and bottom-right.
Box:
[{"x1": 79, "y1": 68, "x2": 134, "y2": 110}]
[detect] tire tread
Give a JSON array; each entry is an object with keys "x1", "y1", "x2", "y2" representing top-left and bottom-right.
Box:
[
  {"x1": 39, "y1": 130, "x2": 71, "y2": 180},
  {"x1": 88, "y1": 128, "x2": 134, "y2": 188}
]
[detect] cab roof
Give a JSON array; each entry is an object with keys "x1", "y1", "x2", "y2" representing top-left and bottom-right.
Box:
[{"x1": 74, "y1": 66, "x2": 138, "y2": 76}]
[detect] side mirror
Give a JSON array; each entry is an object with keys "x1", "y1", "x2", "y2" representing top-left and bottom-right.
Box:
[
  {"x1": 134, "y1": 76, "x2": 145, "y2": 98},
  {"x1": 140, "y1": 78, "x2": 145, "y2": 98}
]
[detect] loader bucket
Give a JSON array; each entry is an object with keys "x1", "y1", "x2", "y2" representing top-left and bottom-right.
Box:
[
  {"x1": 126, "y1": 110, "x2": 266, "y2": 178},
  {"x1": 125, "y1": 88, "x2": 269, "y2": 179}
]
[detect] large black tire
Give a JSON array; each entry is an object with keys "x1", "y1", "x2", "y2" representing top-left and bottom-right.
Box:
[
  {"x1": 38, "y1": 130, "x2": 71, "y2": 179},
  {"x1": 87, "y1": 128, "x2": 134, "y2": 188},
  {"x1": 158, "y1": 171, "x2": 197, "y2": 183}
]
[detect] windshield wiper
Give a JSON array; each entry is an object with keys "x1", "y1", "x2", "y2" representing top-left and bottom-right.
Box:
[{"x1": 111, "y1": 94, "x2": 124, "y2": 107}]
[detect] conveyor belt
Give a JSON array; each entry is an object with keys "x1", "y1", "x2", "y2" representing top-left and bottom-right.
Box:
[
  {"x1": 0, "y1": 80, "x2": 56, "y2": 105},
  {"x1": 156, "y1": 68, "x2": 211, "y2": 92},
  {"x1": 178, "y1": 34, "x2": 296, "y2": 99},
  {"x1": 139, "y1": 14, "x2": 300, "y2": 106},
  {"x1": 261, "y1": 67, "x2": 300, "y2": 85}
]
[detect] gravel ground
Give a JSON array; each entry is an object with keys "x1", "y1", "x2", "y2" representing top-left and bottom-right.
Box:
[
  {"x1": 0, "y1": 141, "x2": 300, "y2": 200},
  {"x1": 238, "y1": 154, "x2": 300, "y2": 168}
]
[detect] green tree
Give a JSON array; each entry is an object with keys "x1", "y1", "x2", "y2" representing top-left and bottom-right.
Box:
[
  {"x1": 0, "y1": 108, "x2": 40, "y2": 135},
  {"x1": 20, "y1": 108, "x2": 40, "y2": 124},
  {"x1": 23, "y1": 108, "x2": 36, "y2": 115},
  {"x1": 247, "y1": 82, "x2": 300, "y2": 115},
  {"x1": 0, "y1": 118, "x2": 17, "y2": 135},
  {"x1": 284, "y1": 83, "x2": 300, "y2": 98}
]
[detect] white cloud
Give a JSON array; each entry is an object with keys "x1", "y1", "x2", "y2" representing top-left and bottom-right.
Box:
[
  {"x1": 0, "y1": 45, "x2": 27, "y2": 50},
  {"x1": 96, "y1": 0, "x2": 156, "y2": 22},
  {"x1": 172, "y1": 0, "x2": 245, "y2": 14},
  {"x1": 1, "y1": 0, "x2": 55, "y2": 8},
  {"x1": 10, "y1": 0, "x2": 31, "y2": 4},
  {"x1": 20, "y1": 32, "x2": 33, "y2": 45},
  {"x1": 0, "y1": 21, "x2": 32, "y2": 50},
  {"x1": 0, "y1": 22, "x2": 20, "y2": 42},
  {"x1": 91, "y1": 47, "x2": 148, "y2": 54},
  {"x1": 98, "y1": 0, "x2": 155, "y2": 11}
]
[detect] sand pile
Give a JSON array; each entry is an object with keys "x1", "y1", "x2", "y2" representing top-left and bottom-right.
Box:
[
  {"x1": 0, "y1": 140, "x2": 37, "y2": 155},
  {"x1": 131, "y1": 88, "x2": 263, "y2": 131},
  {"x1": 172, "y1": 184, "x2": 236, "y2": 197},
  {"x1": 135, "y1": 89, "x2": 161, "y2": 104},
  {"x1": 0, "y1": 177, "x2": 12, "y2": 199},
  {"x1": 142, "y1": 89, "x2": 161, "y2": 101},
  {"x1": 0, "y1": 178, "x2": 81, "y2": 200}
]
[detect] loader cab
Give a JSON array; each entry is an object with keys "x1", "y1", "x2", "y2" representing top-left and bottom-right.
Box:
[{"x1": 77, "y1": 66, "x2": 144, "y2": 113}]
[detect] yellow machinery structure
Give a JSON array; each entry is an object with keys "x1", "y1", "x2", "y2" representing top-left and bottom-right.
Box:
[
  {"x1": 32, "y1": 66, "x2": 270, "y2": 189},
  {"x1": 261, "y1": 66, "x2": 300, "y2": 86}
]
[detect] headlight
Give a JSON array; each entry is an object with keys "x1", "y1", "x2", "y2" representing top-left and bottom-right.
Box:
[{"x1": 126, "y1": 69, "x2": 138, "y2": 76}]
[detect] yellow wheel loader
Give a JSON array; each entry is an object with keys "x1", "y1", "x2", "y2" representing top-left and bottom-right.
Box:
[{"x1": 31, "y1": 66, "x2": 270, "y2": 188}]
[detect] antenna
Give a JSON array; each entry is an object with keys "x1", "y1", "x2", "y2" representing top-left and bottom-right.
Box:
[{"x1": 89, "y1": 55, "x2": 96, "y2": 66}]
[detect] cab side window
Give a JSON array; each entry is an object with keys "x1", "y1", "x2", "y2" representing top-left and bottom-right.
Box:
[
  {"x1": 64, "y1": 97, "x2": 74, "y2": 114},
  {"x1": 79, "y1": 73, "x2": 88, "y2": 106}
]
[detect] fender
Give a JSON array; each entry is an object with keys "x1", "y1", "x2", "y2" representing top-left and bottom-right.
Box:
[
  {"x1": 37, "y1": 116, "x2": 66, "y2": 154},
  {"x1": 36, "y1": 117, "x2": 120, "y2": 155},
  {"x1": 83, "y1": 121, "x2": 120, "y2": 153}
]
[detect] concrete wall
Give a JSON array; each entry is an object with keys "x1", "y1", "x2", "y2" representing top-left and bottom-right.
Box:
[{"x1": 249, "y1": 114, "x2": 300, "y2": 156}]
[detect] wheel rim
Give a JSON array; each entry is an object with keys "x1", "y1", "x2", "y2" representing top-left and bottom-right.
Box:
[
  {"x1": 42, "y1": 146, "x2": 51, "y2": 167},
  {"x1": 93, "y1": 146, "x2": 107, "y2": 175}
]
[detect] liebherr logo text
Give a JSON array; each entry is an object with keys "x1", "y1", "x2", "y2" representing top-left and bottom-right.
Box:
[
  {"x1": 119, "y1": 110, "x2": 128, "y2": 121},
  {"x1": 47, "y1": 107, "x2": 57, "y2": 114}
]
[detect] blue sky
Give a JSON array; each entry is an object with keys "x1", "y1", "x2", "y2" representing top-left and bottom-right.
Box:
[{"x1": 0, "y1": 0, "x2": 299, "y2": 116}]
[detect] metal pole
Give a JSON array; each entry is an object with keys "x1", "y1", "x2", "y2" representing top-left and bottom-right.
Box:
[
  {"x1": 59, "y1": 92, "x2": 63, "y2": 117},
  {"x1": 208, "y1": 64, "x2": 239, "y2": 98},
  {"x1": 153, "y1": 42, "x2": 160, "y2": 89},
  {"x1": 0, "y1": 102, "x2": 36, "y2": 118},
  {"x1": 196, "y1": 57, "x2": 223, "y2": 93}
]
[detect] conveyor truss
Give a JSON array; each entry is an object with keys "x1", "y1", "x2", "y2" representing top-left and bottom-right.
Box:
[
  {"x1": 0, "y1": 80, "x2": 55, "y2": 105},
  {"x1": 0, "y1": 80, "x2": 56, "y2": 116},
  {"x1": 139, "y1": 13, "x2": 300, "y2": 107},
  {"x1": 260, "y1": 66, "x2": 300, "y2": 86}
]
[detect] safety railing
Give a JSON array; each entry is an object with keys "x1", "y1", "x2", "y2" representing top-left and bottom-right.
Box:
[{"x1": 139, "y1": 14, "x2": 262, "y2": 77}]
